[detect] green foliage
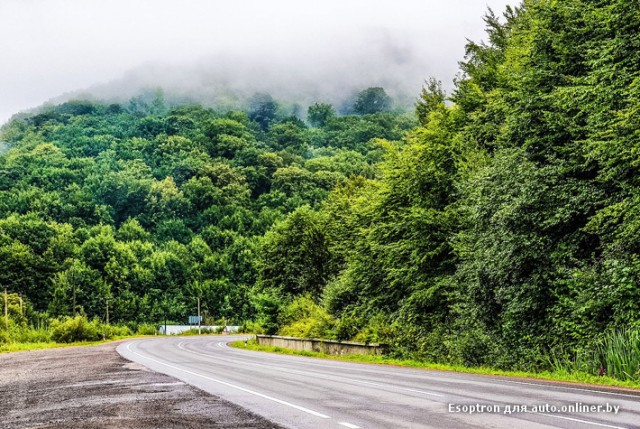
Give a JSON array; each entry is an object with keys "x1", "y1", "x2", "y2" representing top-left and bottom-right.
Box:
[
  {"x1": 0, "y1": 93, "x2": 405, "y2": 334},
  {"x1": 416, "y1": 78, "x2": 445, "y2": 126},
  {"x1": 258, "y1": 206, "x2": 330, "y2": 298},
  {"x1": 50, "y1": 315, "x2": 129, "y2": 343},
  {"x1": 240, "y1": 320, "x2": 265, "y2": 334},
  {"x1": 354, "y1": 87, "x2": 392, "y2": 114},
  {"x1": 551, "y1": 328, "x2": 640, "y2": 382},
  {"x1": 278, "y1": 296, "x2": 335, "y2": 339},
  {"x1": 135, "y1": 323, "x2": 158, "y2": 335},
  {"x1": 307, "y1": 103, "x2": 336, "y2": 127},
  {"x1": 248, "y1": 93, "x2": 278, "y2": 131},
  {"x1": 352, "y1": 313, "x2": 395, "y2": 345},
  {"x1": 250, "y1": 290, "x2": 283, "y2": 335}
]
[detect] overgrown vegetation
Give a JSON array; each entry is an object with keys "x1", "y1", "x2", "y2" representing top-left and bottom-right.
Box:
[
  {"x1": 0, "y1": 291, "x2": 147, "y2": 347},
  {"x1": 252, "y1": 0, "x2": 640, "y2": 383},
  {"x1": 50, "y1": 315, "x2": 131, "y2": 343},
  {"x1": 2, "y1": 0, "x2": 640, "y2": 385}
]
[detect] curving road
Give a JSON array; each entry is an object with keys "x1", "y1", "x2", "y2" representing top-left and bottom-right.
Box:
[{"x1": 117, "y1": 336, "x2": 640, "y2": 429}]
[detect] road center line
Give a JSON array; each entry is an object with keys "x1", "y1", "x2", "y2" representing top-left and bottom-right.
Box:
[
  {"x1": 125, "y1": 342, "x2": 331, "y2": 419},
  {"x1": 225, "y1": 344, "x2": 640, "y2": 401},
  {"x1": 177, "y1": 341, "x2": 443, "y2": 398},
  {"x1": 338, "y1": 422, "x2": 361, "y2": 428}
]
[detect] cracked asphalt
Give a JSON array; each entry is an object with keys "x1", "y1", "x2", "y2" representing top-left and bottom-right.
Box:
[{"x1": 0, "y1": 341, "x2": 282, "y2": 429}]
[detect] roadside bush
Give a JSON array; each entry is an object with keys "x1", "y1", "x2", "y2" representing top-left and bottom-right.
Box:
[
  {"x1": 444, "y1": 325, "x2": 495, "y2": 367},
  {"x1": 50, "y1": 316, "x2": 133, "y2": 343},
  {"x1": 240, "y1": 321, "x2": 265, "y2": 334},
  {"x1": 332, "y1": 316, "x2": 360, "y2": 341},
  {"x1": 50, "y1": 316, "x2": 101, "y2": 343},
  {"x1": 595, "y1": 328, "x2": 640, "y2": 382},
  {"x1": 12, "y1": 326, "x2": 52, "y2": 343},
  {"x1": 278, "y1": 296, "x2": 335, "y2": 338},
  {"x1": 136, "y1": 323, "x2": 158, "y2": 335},
  {"x1": 177, "y1": 327, "x2": 217, "y2": 335},
  {"x1": 101, "y1": 324, "x2": 132, "y2": 338},
  {"x1": 352, "y1": 313, "x2": 395, "y2": 345}
]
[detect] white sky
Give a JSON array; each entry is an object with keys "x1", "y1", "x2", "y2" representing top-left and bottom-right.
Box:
[{"x1": 0, "y1": 0, "x2": 514, "y2": 124}]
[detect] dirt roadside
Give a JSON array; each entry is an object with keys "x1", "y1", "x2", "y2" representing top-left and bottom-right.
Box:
[{"x1": 0, "y1": 341, "x2": 282, "y2": 429}]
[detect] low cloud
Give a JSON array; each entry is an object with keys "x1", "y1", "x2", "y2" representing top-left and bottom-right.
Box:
[{"x1": 0, "y1": 0, "x2": 515, "y2": 123}]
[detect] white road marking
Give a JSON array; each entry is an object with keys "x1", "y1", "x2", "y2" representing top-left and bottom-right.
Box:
[
  {"x1": 498, "y1": 379, "x2": 640, "y2": 399},
  {"x1": 227, "y1": 344, "x2": 640, "y2": 400},
  {"x1": 125, "y1": 342, "x2": 331, "y2": 419},
  {"x1": 354, "y1": 378, "x2": 443, "y2": 397},
  {"x1": 538, "y1": 413, "x2": 628, "y2": 429},
  {"x1": 177, "y1": 341, "x2": 443, "y2": 398},
  {"x1": 140, "y1": 339, "x2": 635, "y2": 429},
  {"x1": 338, "y1": 422, "x2": 361, "y2": 428}
]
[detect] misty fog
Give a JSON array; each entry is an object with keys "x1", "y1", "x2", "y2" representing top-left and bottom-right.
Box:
[{"x1": 0, "y1": 0, "x2": 514, "y2": 124}]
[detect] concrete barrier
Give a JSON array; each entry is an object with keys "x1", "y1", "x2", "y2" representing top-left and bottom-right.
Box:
[{"x1": 255, "y1": 335, "x2": 387, "y2": 356}]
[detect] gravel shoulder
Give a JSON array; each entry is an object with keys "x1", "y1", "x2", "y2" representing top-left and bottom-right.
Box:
[{"x1": 0, "y1": 340, "x2": 282, "y2": 429}]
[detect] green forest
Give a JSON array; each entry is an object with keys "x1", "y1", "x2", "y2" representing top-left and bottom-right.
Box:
[{"x1": 2, "y1": 0, "x2": 640, "y2": 381}]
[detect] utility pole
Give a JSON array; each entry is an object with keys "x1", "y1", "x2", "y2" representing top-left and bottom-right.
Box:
[
  {"x1": 105, "y1": 297, "x2": 109, "y2": 325},
  {"x1": 197, "y1": 297, "x2": 201, "y2": 335},
  {"x1": 19, "y1": 293, "x2": 23, "y2": 315},
  {"x1": 4, "y1": 287, "x2": 8, "y2": 330},
  {"x1": 72, "y1": 276, "x2": 76, "y2": 316},
  {"x1": 163, "y1": 297, "x2": 167, "y2": 335}
]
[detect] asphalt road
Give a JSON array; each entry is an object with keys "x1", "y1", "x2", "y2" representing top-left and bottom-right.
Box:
[{"x1": 117, "y1": 336, "x2": 640, "y2": 429}]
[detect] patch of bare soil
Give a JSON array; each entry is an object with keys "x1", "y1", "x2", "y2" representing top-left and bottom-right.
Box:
[{"x1": 0, "y1": 342, "x2": 282, "y2": 429}]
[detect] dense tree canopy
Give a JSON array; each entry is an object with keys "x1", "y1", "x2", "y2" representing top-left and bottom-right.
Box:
[
  {"x1": 255, "y1": 0, "x2": 640, "y2": 372},
  {"x1": 0, "y1": 91, "x2": 413, "y2": 327}
]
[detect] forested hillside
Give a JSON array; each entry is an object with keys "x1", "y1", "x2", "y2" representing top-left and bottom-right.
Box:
[
  {"x1": 0, "y1": 90, "x2": 413, "y2": 328},
  {"x1": 2, "y1": 0, "x2": 640, "y2": 379}
]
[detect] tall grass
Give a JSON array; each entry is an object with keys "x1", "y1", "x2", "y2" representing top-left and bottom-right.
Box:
[
  {"x1": 0, "y1": 319, "x2": 53, "y2": 344},
  {"x1": 1, "y1": 315, "x2": 134, "y2": 347},
  {"x1": 50, "y1": 315, "x2": 132, "y2": 343},
  {"x1": 594, "y1": 328, "x2": 640, "y2": 381},
  {"x1": 551, "y1": 328, "x2": 640, "y2": 382}
]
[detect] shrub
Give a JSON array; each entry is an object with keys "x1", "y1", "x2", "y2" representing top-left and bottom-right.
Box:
[
  {"x1": 12, "y1": 326, "x2": 52, "y2": 343},
  {"x1": 50, "y1": 315, "x2": 101, "y2": 343},
  {"x1": 177, "y1": 327, "x2": 217, "y2": 336},
  {"x1": 136, "y1": 323, "x2": 158, "y2": 335},
  {"x1": 278, "y1": 296, "x2": 335, "y2": 339},
  {"x1": 101, "y1": 324, "x2": 132, "y2": 338},
  {"x1": 50, "y1": 316, "x2": 130, "y2": 343},
  {"x1": 353, "y1": 313, "x2": 395, "y2": 345},
  {"x1": 240, "y1": 320, "x2": 265, "y2": 334}
]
